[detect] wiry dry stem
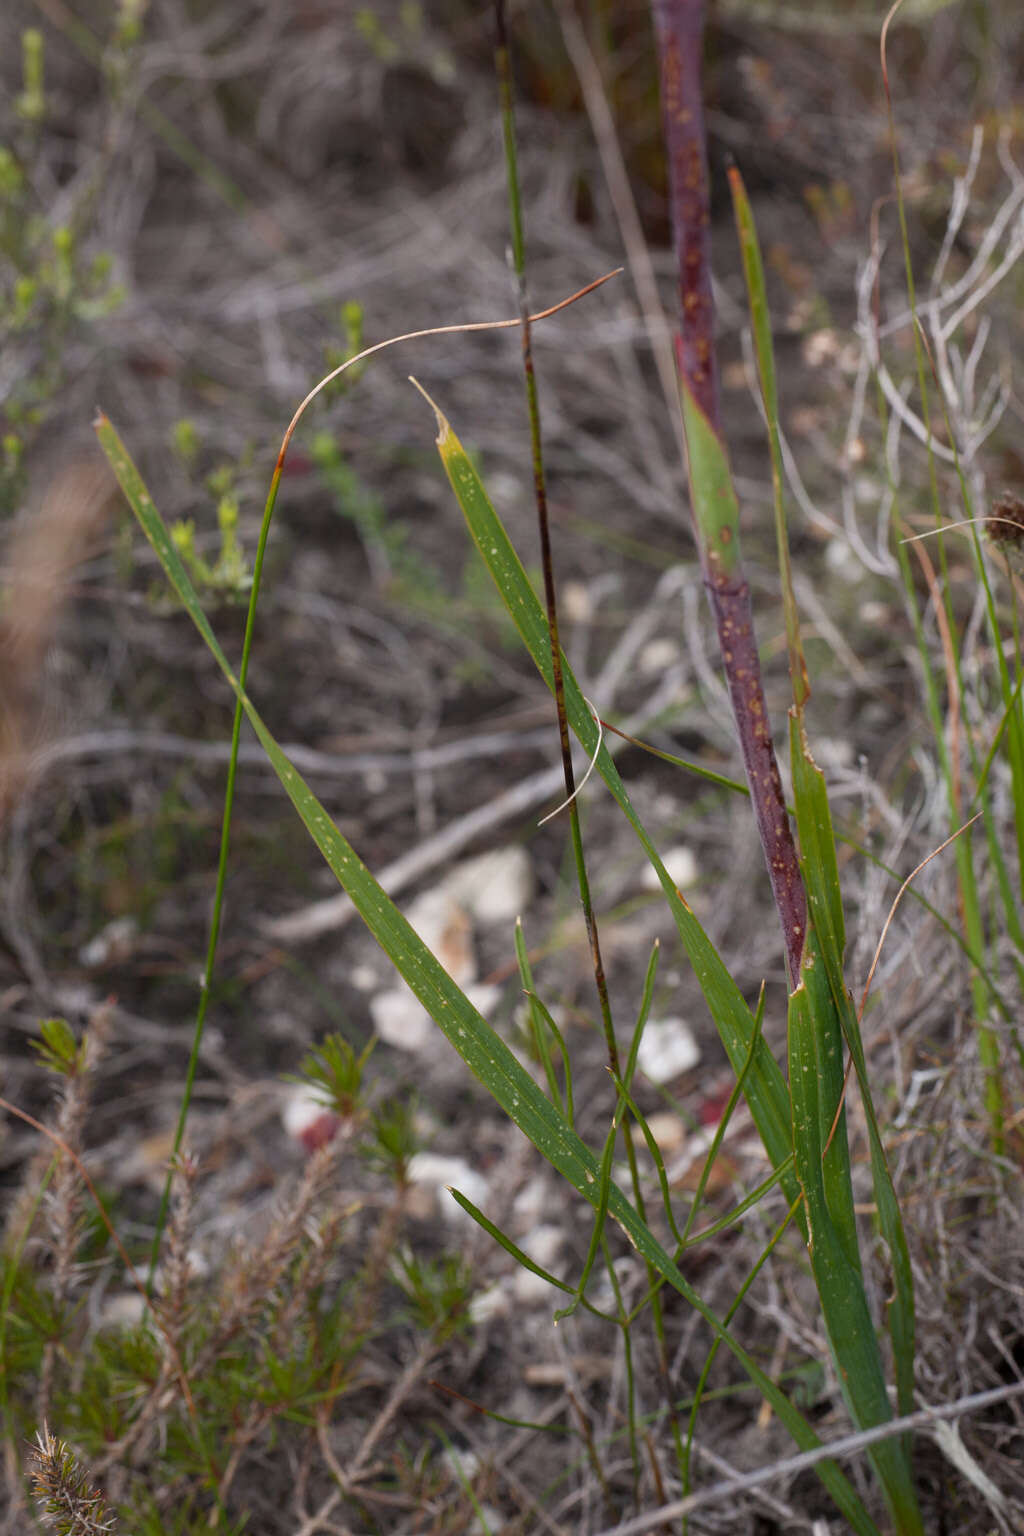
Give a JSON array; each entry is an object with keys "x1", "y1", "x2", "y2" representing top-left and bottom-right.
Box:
[{"x1": 36, "y1": 1011, "x2": 111, "y2": 1430}]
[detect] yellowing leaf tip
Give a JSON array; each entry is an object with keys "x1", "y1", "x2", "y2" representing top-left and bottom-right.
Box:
[{"x1": 408, "y1": 375, "x2": 449, "y2": 443}]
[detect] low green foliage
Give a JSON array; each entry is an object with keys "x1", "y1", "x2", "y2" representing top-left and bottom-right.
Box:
[
  {"x1": 1, "y1": 1017, "x2": 475, "y2": 1533},
  {"x1": 1, "y1": 29, "x2": 126, "y2": 512}
]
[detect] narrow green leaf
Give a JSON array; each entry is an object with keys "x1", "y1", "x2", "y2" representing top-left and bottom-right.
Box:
[
  {"x1": 789, "y1": 717, "x2": 922, "y2": 1530},
  {"x1": 448, "y1": 1190, "x2": 576, "y2": 1298},
  {"x1": 678, "y1": 382, "x2": 743, "y2": 581},
  {"x1": 514, "y1": 918, "x2": 565, "y2": 1116},
  {"x1": 621, "y1": 940, "x2": 660, "y2": 1091},
  {"x1": 97, "y1": 410, "x2": 879, "y2": 1534},
  {"x1": 415, "y1": 386, "x2": 798, "y2": 1206},
  {"x1": 790, "y1": 714, "x2": 918, "y2": 1427},
  {"x1": 522, "y1": 988, "x2": 575, "y2": 1128},
  {"x1": 789, "y1": 965, "x2": 921, "y2": 1534},
  {"x1": 728, "y1": 163, "x2": 807, "y2": 706}
]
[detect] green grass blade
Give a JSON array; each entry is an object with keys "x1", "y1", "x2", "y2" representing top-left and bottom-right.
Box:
[
  {"x1": 522, "y1": 989, "x2": 575, "y2": 1128},
  {"x1": 97, "y1": 409, "x2": 880, "y2": 1535},
  {"x1": 682, "y1": 1195, "x2": 802, "y2": 1517},
  {"x1": 554, "y1": 1114, "x2": 618, "y2": 1323},
  {"x1": 788, "y1": 966, "x2": 921, "y2": 1535},
  {"x1": 728, "y1": 163, "x2": 807, "y2": 707},
  {"x1": 790, "y1": 717, "x2": 918, "y2": 1414},
  {"x1": 678, "y1": 985, "x2": 769, "y2": 1249},
  {"x1": 622, "y1": 940, "x2": 661, "y2": 1091},
  {"x1": 789, "y1": 721, "x2": 922, "y2": 1531},
  {"x1": 414, "y1": 384, "x2": 798, "y2": 1206},
  {"x1": 447, "y1": 1191, "x2": 578, "y2": 1300},
  {"x1": 609, "y1": 1077, "x2": 687, "y2": 1256},
  {"x1": 514, "y1": 918, "x2": 567, "y2": 1117}
]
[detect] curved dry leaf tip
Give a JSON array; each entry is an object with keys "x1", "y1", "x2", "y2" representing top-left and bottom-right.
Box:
[{"x1": 408, "y1": 376, "x2": 449, "y2": 443}]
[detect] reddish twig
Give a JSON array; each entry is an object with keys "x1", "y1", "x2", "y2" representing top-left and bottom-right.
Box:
[{"x1": 650, "y1": 0, "x2": 807, "y2": 983}]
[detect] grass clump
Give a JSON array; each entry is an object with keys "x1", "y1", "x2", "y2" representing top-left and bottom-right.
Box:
[
  {"x1": 2, "y1": 1, "x2": 1024, "y2": 1532},
  {"x1": 2, "y1": 1016, "x2": 479, "y2": 1533}
]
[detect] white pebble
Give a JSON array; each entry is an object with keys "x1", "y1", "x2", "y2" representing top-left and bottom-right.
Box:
[
  {"x1": 642, "y1": 845, "x2": 698, "y2": 893},
  {"x1": 638, "y1": 637, "x2": 681, "y2": 676},
  {"x1": 407, "y1": 1153, "x2": 490, "y2": 1224},
  {"x1": 404, "y1": 889, "x2": 476, "y2": 986},
  {"x1": 370, "y1": 988, "x2": 433, "y2": 1053},
  {"x1": 636, "y1": 1018, "x2": 701, "y2": 1085},
  {"x1": 441, "y1": 846, "x2": 534, "y2": 927},
  {"x1": 78, "y1": 916, "x2": 138, "y2": 967},
  {"x1": 645, "y1": 1110, "x2": 686, "y2": 1152}
]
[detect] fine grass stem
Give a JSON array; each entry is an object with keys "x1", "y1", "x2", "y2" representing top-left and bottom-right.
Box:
[{"x1": 879, "y1": 0, "x2": 1014, "y2": 1151}]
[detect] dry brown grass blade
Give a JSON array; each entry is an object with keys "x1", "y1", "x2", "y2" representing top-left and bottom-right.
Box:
[
  {"x1": 0, "y1": 459, "x2": 112, "y2": 813},
  {"x1": 857, "y1": 814, "x2": 982, "y2": 1023},
  {"x1": 269, "y1": 269, "x2": 623, "y2": 478}
]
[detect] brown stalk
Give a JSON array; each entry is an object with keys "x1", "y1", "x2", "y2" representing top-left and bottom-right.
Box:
[{"x1": 650, "y1": 0, "x2": 807, "y2": 983}]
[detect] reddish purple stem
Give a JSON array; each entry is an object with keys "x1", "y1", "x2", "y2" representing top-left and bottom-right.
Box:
[
  {"x1": 650, "y1": 0, "x2": 719, "y2": 426},
  {"x1": 651, "y1": 0, "x2": 807, "y2": 985}
]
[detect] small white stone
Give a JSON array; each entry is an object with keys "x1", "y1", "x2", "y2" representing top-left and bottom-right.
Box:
[
  {"x1": 370, "y1": 988, "x2": 433, "y2": 1053},
  {"x1": 512, "y1": 1266, "x2": 561, "y2": 1303},
  {"x1": 407, "y1": 1153, "x2": 490, "y2": 1223},
  {"x1": 824, "y1": 538, "x2": 860, "y2": 577},
  {"x1": 404, "y1": 889, "x2": 476, "y2": 986},
  {"x1": 469, "y1": 1283, "x2": 509, "y2": 1324},
  {"x1": 512, "y1": 1176, "x2": 549, "y2": 1227},
  {"x1": 441, "y1": 846, "x2": 533, "y2": 927},
  {"x1": 463, "y1": 981, "x2": 502, "y2": 1018},
  {"x1": 442, "y1": 1446, "x2": 480, "y2": 1483},
  {"x1": 350, "y1": 964, "x2": 378, "y2": 992},
  {"x1": 838, "y1": 340, "x2": 862, "y2": 376},
  {"x1": 78, "y1": 916, "x2": 139, "y2": 968},
  {"x1": 510, "y1": 1223, "x2": 565, "y2": 1301},
  {"x1": 638, "y1": 637, "x2": 680, "y2": 676},
  {"x1": 523, "y1": 1223, "x2": 563, "y2": 1270},
  {"x1": 282, "y1": 1084, "x2": 327, "y2": 1139},
  {"x1": 641, "y1": 845, "x2": 698, "y2": 893},
  {"x1": 854, "y1": 474, "x2": 881, "y2": 504},
  {"x1": 487, "y1": 471, "x2": 524, "y2": 505},
  {"x1": 561, "y1": 580, "x2": 593, "y2": 623},
  {"x1": 100, "y1": 1292, "x2": 148, "y2": 1329},
  {"x1": 636, "y1": 1018, "x2": 701, "y2": 1085},
  {"x1": 645, "y1": 1110, "x2": 686, "y2": 1152},
  {"x1": 801, "y1": 328, "x2": 840, "y2": 368}
]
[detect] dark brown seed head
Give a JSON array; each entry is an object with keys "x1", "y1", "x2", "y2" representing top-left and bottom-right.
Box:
[{"x1": 987, "y1": 493, "x2": 1024, "y2": 561}]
